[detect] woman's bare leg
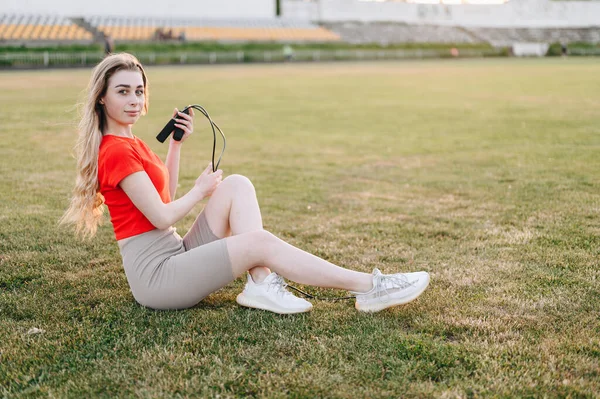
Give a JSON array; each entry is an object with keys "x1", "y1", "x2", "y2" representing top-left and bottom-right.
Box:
[
  {"x1": 201, "y1": 174, "x2": 271, "y2": 283},
  {"x1": 225, "y1": 230, "x2": 373, "y2": 293},
  {"x1": 202, "y1": 174, "x2": 373, "y2": 292}
]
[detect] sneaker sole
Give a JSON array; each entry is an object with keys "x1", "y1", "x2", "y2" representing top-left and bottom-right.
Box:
[
  {"x1": 236, "y1": 293, "x2": 313, "y2": 315},
  {"x1": 355, "y1": 274, "x2": 430, "y2": 313}
]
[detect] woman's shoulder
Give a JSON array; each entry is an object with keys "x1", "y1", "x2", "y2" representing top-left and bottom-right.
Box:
[{"x1": 99, "y1": 136, "x2": 139, "y2": 162}]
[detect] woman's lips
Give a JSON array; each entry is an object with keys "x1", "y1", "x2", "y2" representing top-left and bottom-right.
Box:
[{"x1": 126, "y1": 111, "x2": 139, "y2": 116}]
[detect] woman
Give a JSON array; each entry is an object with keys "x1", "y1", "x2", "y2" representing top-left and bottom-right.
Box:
[{"x1": 60, "y1": 53, "x2": 430, "y2": 314}]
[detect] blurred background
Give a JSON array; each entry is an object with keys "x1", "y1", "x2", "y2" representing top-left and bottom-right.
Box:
[{"x1": 1, "y1": 0, "x2": 599, "y2": 68}]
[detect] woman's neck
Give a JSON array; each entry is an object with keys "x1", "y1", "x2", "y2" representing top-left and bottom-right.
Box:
[{"x1": 104, "y1": 120, "x2": 134, "y2": 138}]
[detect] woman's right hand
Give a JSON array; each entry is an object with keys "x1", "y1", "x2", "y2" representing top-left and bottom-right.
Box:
[{"x1": 194, "y1": 163, "x2": 223, "y2": 200}]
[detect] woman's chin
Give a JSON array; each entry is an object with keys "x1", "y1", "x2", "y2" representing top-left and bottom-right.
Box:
[{"x1": 121, "y1": 117, "x2": 139, "y2": 125}]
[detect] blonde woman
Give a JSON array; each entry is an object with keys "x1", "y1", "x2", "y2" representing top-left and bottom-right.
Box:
[{"x1": 61, "y1": 53, "x2": 430, "y2": 314}]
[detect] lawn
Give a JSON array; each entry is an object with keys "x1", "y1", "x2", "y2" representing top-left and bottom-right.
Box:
[{"x1": 1, "y1": 58, "x2": 599, "y2": 397}]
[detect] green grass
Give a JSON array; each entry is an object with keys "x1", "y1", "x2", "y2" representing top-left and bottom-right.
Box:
[{"x1": 1, "y1": 58, "x2": 599, "y2": 397}]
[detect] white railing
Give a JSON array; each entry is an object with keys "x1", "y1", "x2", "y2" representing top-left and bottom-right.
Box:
[
  {"x1": 567, "y1": 47, "x2": 600, "y2": 56},
  {"x1": 0, "y1": 48, "x2": 507, "y2": 69}
]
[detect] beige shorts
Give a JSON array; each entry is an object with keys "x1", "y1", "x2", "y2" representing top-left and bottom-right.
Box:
[{"x1": 118, "y1": 212, "x2": 234, "y2": 310}]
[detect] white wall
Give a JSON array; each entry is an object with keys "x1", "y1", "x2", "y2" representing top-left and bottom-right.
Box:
[
  {"x1": 283, "y1": 0, "x2": 600, "y2": 28},
  {"x1": 282, "y1": 1, "x2": 320, "y2": 21},
  {"x1": 0, "y1": 0, "x2": 275, "y2": 19}
]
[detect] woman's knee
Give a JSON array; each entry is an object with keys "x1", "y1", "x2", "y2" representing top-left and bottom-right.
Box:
[
  {"x1": 246, "y1": 230, "x2": 278, "y2": 263},
  {"x1": 207, "y1": 174, "x2": 255, "y2": 209},
  {"x1": 227, "y1": 230, "x2": 278, "y2": 271},
  {"x1": 223, "y1": 174, "x2": 256, "y2": 196}
]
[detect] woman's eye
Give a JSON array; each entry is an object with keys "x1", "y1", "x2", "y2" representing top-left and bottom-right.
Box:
[
  {"x1": 119, "y1": 90, "x2": 127, "y2": 94},
  {"x1": 136, "y1": 90, "x2": 144, "y2": 96}
]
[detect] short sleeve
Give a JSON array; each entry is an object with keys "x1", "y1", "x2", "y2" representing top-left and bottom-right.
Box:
[{"x1": 99, "y1": 141, "x2": 145, "y2": 188}]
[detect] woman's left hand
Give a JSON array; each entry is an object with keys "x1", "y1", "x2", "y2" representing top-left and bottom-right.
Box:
[{"x1": 170, "y1": 106, "x2": 195, "y2": 144}]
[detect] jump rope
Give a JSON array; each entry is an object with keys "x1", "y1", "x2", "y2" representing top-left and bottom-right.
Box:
[{"x1": 156, "y1": 105, "x2": 356, "y2": 302}]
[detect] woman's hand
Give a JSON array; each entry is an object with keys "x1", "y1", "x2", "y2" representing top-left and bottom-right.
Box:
[
  {"x1": 194, "y1": 162, "x2": 223, "y2": 199},
  {"x1": 169, "y1": 106, "x2": 195, "y2": 144}
]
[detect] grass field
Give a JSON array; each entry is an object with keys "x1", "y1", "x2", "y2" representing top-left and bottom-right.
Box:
[{"x1": 1, "y1": 58, "x2": 599, "y2": 398}]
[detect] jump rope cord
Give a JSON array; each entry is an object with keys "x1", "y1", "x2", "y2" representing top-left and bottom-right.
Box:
[
  {"x1": 184, "y1": 104, "x2": 355, "y2": 301},
  {"x1": 184, "y1": 105, "x2": 226, "y2": 172},
  {"x1": 286, "y1": 285, "x2": 356, "y2": 302}
]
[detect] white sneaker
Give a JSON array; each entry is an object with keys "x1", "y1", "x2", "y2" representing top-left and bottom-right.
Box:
[
  {"x1": 236, "y1": 272, "x2": 313, "y2": 314},
  {"x1": 351, "y1": 268, "x2": 430, "y2": 313}
]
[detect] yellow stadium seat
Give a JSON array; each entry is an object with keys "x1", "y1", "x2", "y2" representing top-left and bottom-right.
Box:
[
  {"x1": 146, "y1": 26, "x2": 156, "y2": 40},
  {"x1": 122, "y1": 26, "x2": 132, "y2": 40},
  {"x1": 31, "y1": 24, "x2": 44, "y2": 40},
  {"x1": 144, "y1": 26, "x2": 155, "y2": 39},
  {"x1": 65, "y1": 24, "x2": 77, "y2": 39},
  {"x1": 77, "y1": 28, "x2": 87, "y2": 40},
  {"x1": 12, "y1": 23, "x2": 26, "y2": 39},
  {"x1": 39, "y1": 24, "x2": 52, "y2": 40},
  {"x1": 8, "y1": 24, "x2": 19, "y2": 39},
  {"x1": 105, "y1": 26, "x2": 116, "y2": 38},
  {"x1": 71, "y1": 27, "x2": 81, "y2": 40},
  {"x1": 118, "y1": 25, "x2": 127, "y2": 40},
  {"x1": 133, "y1": 26, "x2": 144, "y2": 40},
  {"x1": 120, "y1": 25, "x2": 129, "y2": 40},
  {"x1": 117, "y1": 25, "x2": 125, "y2": 40},
  {"x1": 7, "y1": 24, "x2": 19, "y2": 39},
  {"x1": 21, "y1": 24, "x2": 34, "y2": 39},
  {"x1": 58, "y1": 24, "x2": 70, "y2": 39},
  {"x1": 0, "y1": 24, "x2": 13, "y2": 39},
  {"x1": 45, "y1": 25, "x2": 54, "y2": 40},
  {"x1": 133, "y1": 25, "x2": 141, "y2": 40},
  {"x1": 75, "y1": 27, "x2": 88, "y2": 40},
  {"x1": 54, "y1": 25, "x2": 65, "y2": 39},
  {"x1": 48, "y1": 25, "x2": 60, "y2": 40}
]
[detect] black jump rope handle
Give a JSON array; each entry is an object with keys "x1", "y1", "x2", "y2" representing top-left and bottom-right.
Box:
[
  {"x1": 156, "y1": 107, "x2": 190, "y2": 143},
  {"x1": 155, "y1": 105, "x2": 225, "y2": 174}
]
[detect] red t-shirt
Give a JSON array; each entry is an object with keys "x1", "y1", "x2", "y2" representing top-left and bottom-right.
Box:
[{"x1": 98, "y1": 135, "x2": 171, "y2": 240}]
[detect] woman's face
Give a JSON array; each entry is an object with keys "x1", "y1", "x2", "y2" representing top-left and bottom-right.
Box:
[{"x1": 100, "y1": 69, "x2": 145, "y2": 128}]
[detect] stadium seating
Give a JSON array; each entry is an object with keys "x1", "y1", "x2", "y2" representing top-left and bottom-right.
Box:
[
  {"x1": 322, "y1": 21, "x2": 600, "y2": 46},
  {"x1": 322, "y1": 22, "x2": 479, "y2": 44},
  {"x1": 88, "y1": 16, "x2": 340, "y2": 42},
  {"x1": 2, "y1": 13, "x2": 598, "y2": 46},
  {"x1": 0, "y1": 14, "x2": 339, "y2": 43},
  {"x1": 0, "y1": 14, "x2": 93, "y2": 41},
  {"x1": 468, "y1": 27, "x2": 600, "y2": 46}
]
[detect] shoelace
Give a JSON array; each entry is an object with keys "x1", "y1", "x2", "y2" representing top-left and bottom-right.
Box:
[
  {"x1": 267, "y1": 275, "x2": 293, "y2": 297},
  {"x1": 372, "y1": 273, "x2": 413, "y2": 303}
]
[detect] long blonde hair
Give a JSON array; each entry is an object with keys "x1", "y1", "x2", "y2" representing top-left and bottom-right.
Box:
[{"x1": 60, "y1": 53, "x2": 149, "y2": 239}]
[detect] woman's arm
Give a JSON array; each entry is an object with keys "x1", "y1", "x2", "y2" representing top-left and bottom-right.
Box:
[
  {"x1": 165, "y1": 140, "x2": 181, "y2": 200},
  {"x1": 164, "y1": 107, "x2": 195, "y2": 200},
  {"x1": 119, "y1": 163, "x2": 222, "y2": 230}
]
